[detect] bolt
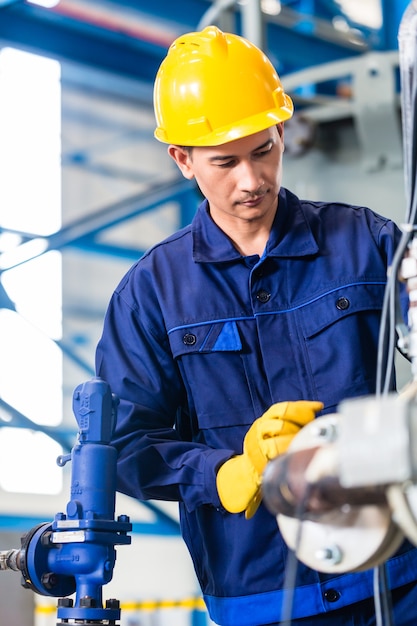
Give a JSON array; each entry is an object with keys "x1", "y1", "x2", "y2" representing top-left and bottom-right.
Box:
[
  {"x1": 58, "y1": 598, "x2": 73, "y2": 608},
  {"x1": 80, "y1": 596, "x2": 96, "y2": 608},
  {"x1": 315, "y1": 545, "x2": 343, "y2": 565},
  {"x1": 312, "y1": 421, "x2": 338, "y2": 442},
  {"x1": 397, "y1": 335, "x2": 409, "y2": 353},
  {"x1": 41, "y1": 531, "x2": 53, "y2": 547},
  {"x1": 106, "y1": 598, "x2": 120, "y2": 609},
  {"x1": 41, "y1": 572, "x2": 58, "y2": 589}
]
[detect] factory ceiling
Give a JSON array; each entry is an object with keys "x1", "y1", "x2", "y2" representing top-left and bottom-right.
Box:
[{"x1": 0, "y1": 0, "x2": 407, "y2": 82}]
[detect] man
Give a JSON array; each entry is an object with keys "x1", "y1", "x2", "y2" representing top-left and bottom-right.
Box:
[{"x1": 96, "y1": 26, "x2": 417, "y2": 625}]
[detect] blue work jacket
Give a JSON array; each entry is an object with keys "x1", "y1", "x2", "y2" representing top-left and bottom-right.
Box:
[{"x1": 96, "y1": 187, "x2": 417, "y2": 626}]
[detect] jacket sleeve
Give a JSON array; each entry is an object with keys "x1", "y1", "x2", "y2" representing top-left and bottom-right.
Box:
[
  {"x1": 369, "y1": 210, "x2": 409, "y2": 325},
  {"x1": 95, "y1": 266, "x2": 233, "y2": 513}
]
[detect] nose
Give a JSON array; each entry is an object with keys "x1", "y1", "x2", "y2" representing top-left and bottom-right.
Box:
[{"x1": 236, "y1": 160, "x2": 263, "y2": 194}]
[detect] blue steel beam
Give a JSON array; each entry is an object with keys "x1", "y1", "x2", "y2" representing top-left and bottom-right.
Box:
[
  {"x1": 49, "y1": 178, "x2": 196, "y2": 244},
  {"x1": 0, "y1": 178, "x2": 198, "y2": 270},
  {"x1": 0, "y1": 1, "x2": 169, "y2": 82},
  {"x1": 0, "y1": 398, "x2": 181, "y2": 536},
  {"x1": 0, "y1": 0, "x2": 393, "y2": 89},
  {"x1": 70, "y1": 238, "x2": 148, "y2": 261},
  {"x1": 380, "y1": 0, "x2": 410, "y2": 50},
  {"x1": 265, "y1": 18, "x2": 364, "y2": 75},
  {"x1": 0, "y1": 397, "x2": 76, "y2": 450}
]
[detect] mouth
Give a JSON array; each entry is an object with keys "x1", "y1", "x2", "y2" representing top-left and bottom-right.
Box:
[{"x1": 239, "y1": 194, "x2": 266, "y2": 207}]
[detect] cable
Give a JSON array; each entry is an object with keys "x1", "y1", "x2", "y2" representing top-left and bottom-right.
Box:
[
  {"x1": 372, "y1": 4, "x2": 417, "y2": 625},
  {"x1": 279, "y1": 486, "x2": 313, "y2": 625}
]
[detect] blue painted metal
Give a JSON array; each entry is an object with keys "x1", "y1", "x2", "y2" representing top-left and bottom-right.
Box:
[
  {"x1": 0, "y1": 394, "x2": 180, "y2": 535},
  {"x1": 18, "y1": 378, "x2": 132, "y2": 623},
  {"x1": 0, "y1": 512, "x2": 180, "y2": 535},
  {"x1": 0, "y1": 2, "x2": 169, "y2": 82},
  {"x1": 265, "y1": 20, "x2": 364, "y2": 75},
  {"x1": 0, "y1": 279, "x2": 16, "y2": 310},
  {"x1": 179, "y1": 185, "x2": 202, "y2": 229},
  {"x1": 0, "y1": 0, "x2": 397, "y2": 86},
  {"x1": 46, "y1": 179, "x2": 194, "y2": 247},
  {"x1": 0, "y1": 378, "x2": 180, "y2": 576},
  {"x1": 380, "y1": 0, "x2": 411, "y2": 50},
  {"x1": 192, "y1": 607, "x2": 210, "y2": 626},
  {"x1": 0, "y1": 179, "x2": 196, "y2": 271},
  {"x1": 0, "y1": 378, "x2": 180, "y2": 625},
  {"x1": 0, "y1": 396, "x2": 76, "y2": 451},
  {"x1": 72, "y1": 238, "x2": 148, "y2": 261}
]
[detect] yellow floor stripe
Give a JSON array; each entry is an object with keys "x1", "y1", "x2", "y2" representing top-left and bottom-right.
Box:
[{"x1": 35, "y1": 597, "x2": 206, "y2": 614}]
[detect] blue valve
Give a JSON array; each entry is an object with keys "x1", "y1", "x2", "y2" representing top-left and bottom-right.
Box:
[{"x1": 8, "y1": 377, "x2": 132, "y2": 625}]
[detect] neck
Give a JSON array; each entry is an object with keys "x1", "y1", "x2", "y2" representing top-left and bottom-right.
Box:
[
  {"x1": 229, "y1": 230, "x2": 269, "y2": 257},
  {"x1": 213, "y1": 211, "x2": 276, "y2": 257}
]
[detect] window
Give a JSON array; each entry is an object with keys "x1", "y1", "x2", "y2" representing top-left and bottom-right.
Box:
[{"x1": 0, "y1": 48, "x2": 63, "y2": 494}]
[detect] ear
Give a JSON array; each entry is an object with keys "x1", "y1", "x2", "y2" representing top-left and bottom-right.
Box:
[{"x1": 167, "y1": 145, "x2": 195, "y2": 180}]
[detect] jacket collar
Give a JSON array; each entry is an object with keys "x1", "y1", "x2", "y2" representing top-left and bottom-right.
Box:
[{"x1": 192, "y1": 187, "x2": 319, "y2": 263}]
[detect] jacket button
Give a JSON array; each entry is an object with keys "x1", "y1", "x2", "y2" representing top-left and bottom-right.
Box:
[
  {"x1": 323, "y1": 589, "x2": 340, "y2": 602},
  {"x1": 336, "y1": 296, "x2": 350, "y2": 310},
  {"x1": 183, "y1": 333, "x2": 197, "y2": 345},
  {"x1": 256, "y1": 289, "x2": 271, "y2": 303}
]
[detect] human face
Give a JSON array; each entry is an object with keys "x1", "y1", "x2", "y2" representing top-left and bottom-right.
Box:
[{"x1": 168, "y1": 125, "x2": 284, "y2": 231}]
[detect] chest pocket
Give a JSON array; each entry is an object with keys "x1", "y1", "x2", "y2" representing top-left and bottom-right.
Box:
[
  {"x1": 168, "y1": 320, "x2": 254, "y2": 446},
  {"x1": 299, "y1": 282, "x2": 386, "y2": 410},
  {"x1": 169, "y1": 320, "x2": 242, "y2": 356}
]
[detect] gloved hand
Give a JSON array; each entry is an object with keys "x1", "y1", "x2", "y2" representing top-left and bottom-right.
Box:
[{"x1": 216, "y1": 400, "x2": 323, "y2": 519}]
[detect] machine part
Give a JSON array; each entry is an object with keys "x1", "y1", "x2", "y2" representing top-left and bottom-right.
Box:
[
  {"x1": 281, "y1": 50, "x2": 402, "y2": 171},
  {"x1": 386, "y1": 483, "x2": 417, "y2": 545},
  {"x1": 265, "y1": 0, "x2": 417, "y2": 584},
  {"x1": 0, "y1": 548, "x2": 20, "y2": 571},
  {"x1": 277, "y1": 503, "x2": 404, "y2": 574},
  {"x1": 398, "y1": 0, "x2": 417, "y2": 207},
  {"x1": 263, "y1": 415, "x2": 405, "y2": 573},
  {"x1": 18, "y1": 522, "x2": 76, "y2": 597},
  {"x1": 353, "y1": 52, "x2": 403, "y2": 171},
  {"x1": 262, "y1": 444, "x2": 388, "y2": 519},
  {"x1": 338, "y1": 393, "x2": 417, "y2": 488},
  {"x1": 401, "y1": 237, "x2": 417, "y2": 377},
  {"x1": 0, "y1": 377, "x2": 132, "y2": 625}
]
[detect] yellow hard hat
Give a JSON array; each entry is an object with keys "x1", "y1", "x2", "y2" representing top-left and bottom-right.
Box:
[{"x1": 153, "y1": 25, "x2": 294, "y2": 146}]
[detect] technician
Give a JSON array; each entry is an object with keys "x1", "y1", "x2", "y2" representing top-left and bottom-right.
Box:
[{"x1": 96, "y1": 26, "x2": 417, "y2": 626}]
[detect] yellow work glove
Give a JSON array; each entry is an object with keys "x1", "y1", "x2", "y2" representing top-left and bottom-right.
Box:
[{"x1": 216, "y1": 400, "x2": 323, "y2": 519}]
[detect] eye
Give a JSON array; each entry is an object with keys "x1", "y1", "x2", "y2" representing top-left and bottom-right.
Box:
[
  {"x1": 254, "y1": 146, "x2": 272, "y2": 158},
  {"x1": 216, "y1": 160, "x2": 235, "y2": 168}
]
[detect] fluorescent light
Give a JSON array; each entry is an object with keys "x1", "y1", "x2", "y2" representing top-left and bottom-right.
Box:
[
  {"x1": 335, "y1": 0, "x2": 382, "y2": 30},
  {"x1": 26, "y1": 0, "x2": 61, "y2": 8},
  {"x1": 262, "y1": 0, "x2": 281, "y2": 16}
]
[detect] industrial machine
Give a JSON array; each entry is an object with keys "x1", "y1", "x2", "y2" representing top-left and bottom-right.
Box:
[
  {"x1": 0, "y1": 377, "x2": 132, "y2": 625},
  {"x1": 261, "y1": 4, "x2": 417, "y2": 626},
  {"x1": 262, "y1": 0, "x2": 417, "y2": 574}
]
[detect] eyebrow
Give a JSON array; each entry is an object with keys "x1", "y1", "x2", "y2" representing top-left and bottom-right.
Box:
[{"x1": 208, "y1": 138, "x2": 273, "y2": 162}]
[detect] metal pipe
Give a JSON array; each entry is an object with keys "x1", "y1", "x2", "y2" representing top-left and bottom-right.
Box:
[
  {"x1": 241, "y1": 0, "x2": 264, "y2": 49},
  {"x1": 0, "y1": 549, "x2": 21, "y2": 571},
  {"x1": 262, "y1": 446, "x2": 388, "y2": 519}
]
